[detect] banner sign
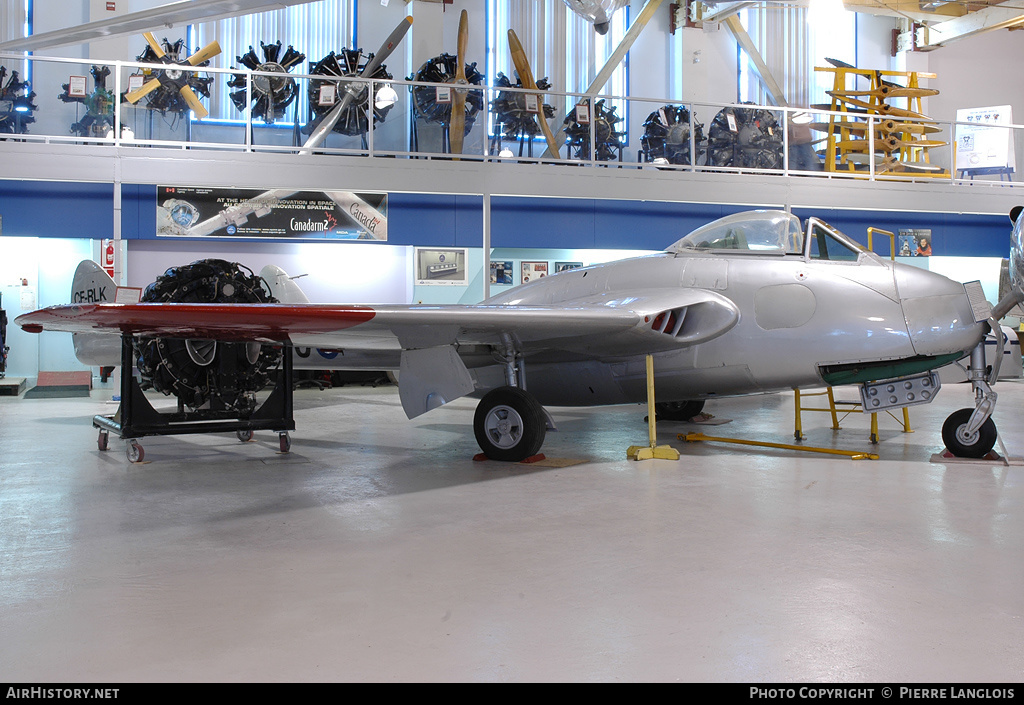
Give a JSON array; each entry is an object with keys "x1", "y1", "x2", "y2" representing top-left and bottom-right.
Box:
[{"x1": 156, "y1": 186, "x2": 388, "y2": 241}]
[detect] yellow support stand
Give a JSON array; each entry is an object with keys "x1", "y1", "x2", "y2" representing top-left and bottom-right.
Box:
[
  {"x1": 794, "y1": 387, "x2": 912, "y2": 444},
  {"x1": 627, "y1": 354, "x2": 680, "y2": 461},
  {"x1": 681, "y1": 432, "x2": 879, "y2": 461}
]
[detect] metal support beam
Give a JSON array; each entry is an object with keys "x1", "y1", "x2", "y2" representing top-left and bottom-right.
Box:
[
  {"x1": 544, "y1": 0, "x2": 666, "y2": 158},
  {"x1": 912, "y1": 1, "x2": 1024, "y2": 50},
  {"x1": 695, "y1": 1, "x2": 757, "y2": 25},
  {"x1": 723, "y1": 14, "x2": 788, "y2": 107}
]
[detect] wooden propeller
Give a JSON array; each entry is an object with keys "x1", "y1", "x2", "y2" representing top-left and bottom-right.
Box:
[
  {"x1": 449, "y1": 10, "x2": 469, "y2": 158},
  {"x1": 507, "y1": 28, "x2": 561, "y2": 159}
]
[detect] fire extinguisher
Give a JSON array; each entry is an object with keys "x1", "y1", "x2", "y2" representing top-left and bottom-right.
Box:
[{"x1": 102, "y1": 239, "x2": 115, "y2": 278}]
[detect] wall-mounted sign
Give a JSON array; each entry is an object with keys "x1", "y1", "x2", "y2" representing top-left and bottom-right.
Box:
[
  {"x1": 416, "y1": 248, "x2": 467, "y2": 286},
  {"x1": 156, "y1": 186, "x2": 388, "y2": 241}
]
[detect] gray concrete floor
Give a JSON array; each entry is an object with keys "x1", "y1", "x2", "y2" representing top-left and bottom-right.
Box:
[{"x1": 2, "y1": 378, "x2": 1024, "y2": 683}]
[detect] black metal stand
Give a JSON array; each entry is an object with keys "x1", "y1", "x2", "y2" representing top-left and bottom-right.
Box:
[
  {"x1": 94, "y1": 334, "x2": 296, "y2": 462},
  {"x1": 957, "y1": 166, "x2": 1014, "y2": 182}
]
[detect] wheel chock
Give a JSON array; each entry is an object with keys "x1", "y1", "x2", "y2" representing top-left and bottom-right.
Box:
[
  {"x1": 627, "y1": 444, "x2": 681, "y2": 461},
  {"x1": 680, "y1": 432, "x2": 879, "y2": 460}
]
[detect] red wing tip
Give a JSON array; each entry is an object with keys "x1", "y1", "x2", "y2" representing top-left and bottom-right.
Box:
[{"x1": 21, "y1": 323, "x2": 43, "y2": 334}]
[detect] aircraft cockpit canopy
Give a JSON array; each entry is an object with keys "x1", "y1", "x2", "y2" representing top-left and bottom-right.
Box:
[
  {"x1": 805, "y1": 217, "x2": 867, "y2": 261},
  {"x1": 668, "y1": 210, "x2": 804, "y2": 255}
]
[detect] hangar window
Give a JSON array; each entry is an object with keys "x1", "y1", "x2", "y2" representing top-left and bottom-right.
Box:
[
  {"x1": 737, "y1": 1, "x2": 856, "y2": 108},
  {"x1": 190, "y1": 0, "x2": 355, "y2": 124},
  {"x1": 1, "y1": 0, "x2": 31, "y2": 79}
]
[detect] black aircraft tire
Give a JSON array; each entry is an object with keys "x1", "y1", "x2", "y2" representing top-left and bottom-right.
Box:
[
  {"x1": 941, "y1": 408, "x2": 997, "y2": 458},
  {"x1": 473, "y1": 386, "x2": 546, "y2": 462},
  {"x1": 655, "y1": 400, "x2": 705, "y2": 421}
]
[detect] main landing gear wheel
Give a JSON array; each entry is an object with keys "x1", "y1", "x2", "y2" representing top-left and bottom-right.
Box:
[
  {"x1": 942, "y1": 408, "x2": 997, "y2": 459},
  {"x1": 655, "y1": 400, "x2": 705, "y2": 421},
  {"x1": 473, "y1": 386, "x2": 546, "y2": 462}
]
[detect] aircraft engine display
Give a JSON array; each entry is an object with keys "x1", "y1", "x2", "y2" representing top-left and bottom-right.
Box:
[
  {"x1": 125, "y1": 35, "x2": 217, "y2": 117},
  {"x1": 641, "y1": 105, "x2": 704, "y2": 166},
  {"x1": 563, "y1": 98, "x2": 625, "y2": 161},
  {"x1": 0, "y1": 66, "x2": 37, "y2": 134},
  {"x1": 490, "y1": 71, "x2": 555, "y2": 146},
  {"x1": 305, "y1": 48, "x2": 395, "y2": 138},
  {"x1": 410, "y1": 53, "x2": 484, "y2": 141},
  {"x1": 227, "y1": 41, "x2": 306, "y2": 124},
  {"x1": 707, "y1": 104, "x2": 784, "y2": 170},
  {"x1": 57, "y1": 65, "x2": 115, "y2": 138},
  {"x1": 134, "y1": 259, "x2": 281, "y2": 414}
]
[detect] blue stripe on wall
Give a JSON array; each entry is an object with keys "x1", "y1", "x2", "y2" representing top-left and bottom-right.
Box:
[
  {"x1": 0, "y1": 181, "x2": 114, "y2": 238},
  {"x1": 0, "y1": 180, "x2": 1013, "y2": 258}
]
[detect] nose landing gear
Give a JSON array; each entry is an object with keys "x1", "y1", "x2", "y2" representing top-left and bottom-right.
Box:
[{"x1": 942, "y1": 331, "x2": 1002, "y2": 458}]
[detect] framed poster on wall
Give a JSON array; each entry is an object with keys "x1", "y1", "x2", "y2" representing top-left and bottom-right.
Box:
[
  {"x1": 490, "y1": 261, "x2": 513, "y2": 285},
  {"x1": 521, "y1": 261, "x2": 548, "y2": 283},
  {"x1": 416, "y1": 248, "x2": 467, "y2": 286},
  {"x1": 899, "y1": 229, "x2": 932, "y2": 257},
  {"x1": 555, "y1": 261, "x2": 583, "y2": 272}
]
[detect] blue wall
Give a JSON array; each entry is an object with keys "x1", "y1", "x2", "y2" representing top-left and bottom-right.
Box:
[{"x1": 0, "y1": 179, "x2": 1012, "y2": 257}]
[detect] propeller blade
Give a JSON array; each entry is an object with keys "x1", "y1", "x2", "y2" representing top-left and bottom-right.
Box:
[
  {"x1": 450, "y1": 91, "x2": 466, "y2": 156},
  {"x1": 179, "y1": 84, "x2": 208, "y2": 119},
  {"x1": 142, "y1": 32, "x2": 165, "y2": 59},
  {"x1": 890, "y1": 122, "x2": 943, "y2": 135},
  {"x1": 125, "y1": 77, "x2": 162, "y2": 104},
  {"x1": 300, "y1": 16, "x2": 413, "y2": 153},
  {"x1": 830, "y1": 94, "x2": 931, "y2": 120},
  {"x1": 188, "y1": 40, "x2": 222, "y2": 66},
  {"x1": 507, "y1": 28, "x2": 560, "y2": 158},
  {"x1": 829, "y1": 86, "x2": 939, "y2": 100},
  {"x1": 455, "y1": 10, "x2": 468, "y2": 83},
  {"x1": 894, "y1": 139, "x2": 947, "y2": 149},
  {"x1": 360, "y1": 16, "x2": 413, "y2": 80},
  {"x1": 808, "y1": 119, "x2": 897, "y2": 135},
  {"x1": 825, "y1": 57, "x2": 854, "y2": 70},
  {"x1": 835, "y1": 138, "x2": 899, "y2": 153},
  {"x1": 449, "y1": 10, "x2": 469, "y2": 157}
]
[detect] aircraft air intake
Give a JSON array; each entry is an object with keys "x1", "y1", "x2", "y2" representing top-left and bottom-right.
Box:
[{"x1": 651, "y1": 308, "x2": 687, "y2": 337}]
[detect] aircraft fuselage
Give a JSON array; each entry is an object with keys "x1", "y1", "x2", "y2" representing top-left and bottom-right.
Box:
[{"x1": 478, "y1": 248, "x2": 983, "y2": 407}]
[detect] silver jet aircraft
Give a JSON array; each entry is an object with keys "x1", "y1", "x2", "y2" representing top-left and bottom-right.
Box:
[{"x1": 17, "y1": 209, "x2": 1021, "y2": 461}]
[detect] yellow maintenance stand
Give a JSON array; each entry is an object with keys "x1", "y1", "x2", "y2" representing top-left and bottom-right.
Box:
[
  {"x1": 793, "y1": 225, "x2": 912, "y2": 444},
  {"x1": 627, "y1": 354, "x2": 680, "y2": 461}
]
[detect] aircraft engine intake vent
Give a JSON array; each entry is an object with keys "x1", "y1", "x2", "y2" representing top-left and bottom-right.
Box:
[{"x1": 651, "y1": 308, "x2": 687, "y2": 337}]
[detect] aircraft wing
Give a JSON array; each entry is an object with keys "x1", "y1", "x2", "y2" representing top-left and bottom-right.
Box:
[
  {"x1": 16, "y1": 288, "x2": 737, "y2": 352},
  {"x1": 17, "y1": 288, "x2": 739, "y2": 417}
]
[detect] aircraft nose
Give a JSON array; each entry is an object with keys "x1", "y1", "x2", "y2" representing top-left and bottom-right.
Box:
[{"x1": 895, "y1": 264, "x2": 986, "y2": 358}]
